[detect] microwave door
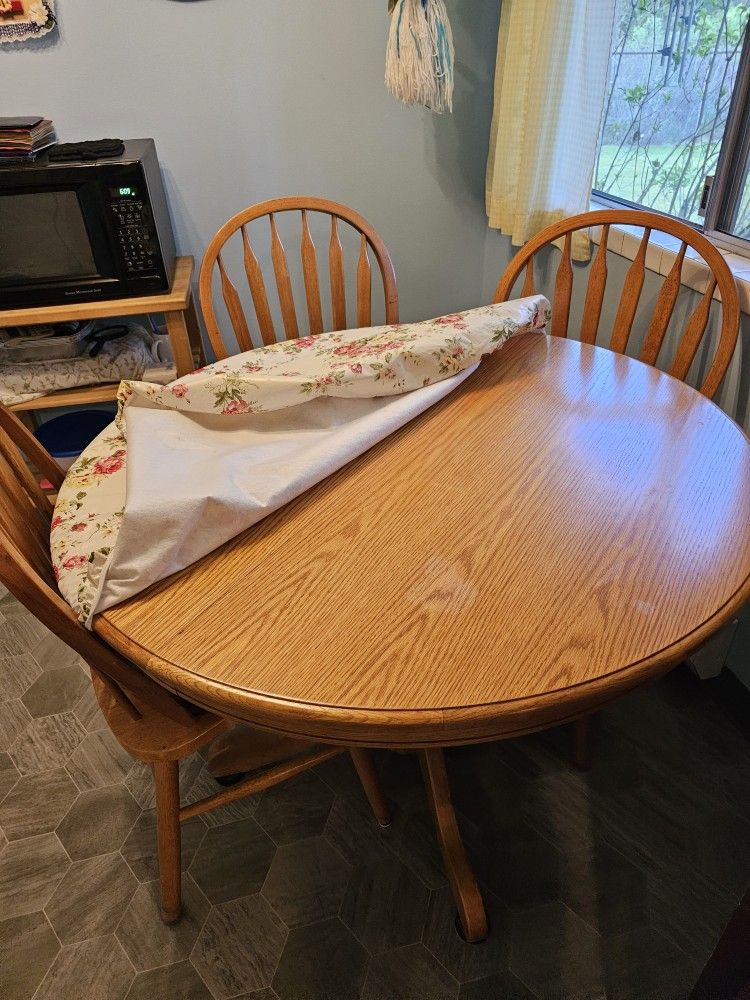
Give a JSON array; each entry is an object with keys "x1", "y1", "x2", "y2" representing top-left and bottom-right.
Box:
[{"x1": 0, "y1": 183, "x2": 119, "y2": 303}]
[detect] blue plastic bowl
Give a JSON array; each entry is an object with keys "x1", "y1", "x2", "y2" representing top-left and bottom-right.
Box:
[{"x1": 34, "y1": 409, "x2": 114, "y2": 462}]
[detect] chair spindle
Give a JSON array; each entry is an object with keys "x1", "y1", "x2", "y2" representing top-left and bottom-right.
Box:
[
  {"x1": 580, "y1": 225, "x2": 609, "y2": 345},
  {"x1": 300, "y1": 210, "x2": 324, "y2": 336},
  {"x1": 270, "y1": 214, "x2": 300, "y2": 341},
  {"x1": 641, "y1": 243, "x2": 687, "y2": 366},
  {"x1": 610, "y1": 228, "x2": 650, "y2": 355},
  {"x1": 670, "y1": 276, "x2": 718, "y2": 383},
  {"x1": 218, "y1": 254, "x2": 254, "y2": 354},
  {"x1": 521, "y1": 258, "x2": 535, "y2": 297},
  {"x1": 357, "y1": 234, "x2": 372, "y2": 328},
  {"x1": 241, "y1": 226, "x2": 276, "y2": 347},
  {"x1": 552, "y1": 232, "x2": 574, "y2": 339},
  {"x1": 329, "y1": 217, "x2": 347, "y2": 331}
]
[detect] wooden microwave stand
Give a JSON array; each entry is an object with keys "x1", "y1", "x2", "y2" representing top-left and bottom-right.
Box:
[{"x1": 0, "y1": 256, "x2": 205, "y2": 414}]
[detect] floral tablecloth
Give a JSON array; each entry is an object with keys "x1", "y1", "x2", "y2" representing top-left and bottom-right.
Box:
[{"x1": 51, "y1": 296, "x2": 550, "y2": 624}]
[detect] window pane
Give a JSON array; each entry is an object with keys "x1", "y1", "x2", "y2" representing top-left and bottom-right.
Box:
[
  {"x1": 594, "y1": 0, "x2": 750, "y2": 224},
  {"x1": 728, "y1": 153, "x2": 750, "y2": 235}
]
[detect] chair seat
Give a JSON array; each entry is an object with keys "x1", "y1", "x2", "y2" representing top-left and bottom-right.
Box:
[
  {"x1": 91, "y1": 669, "x2": 229, "y2": 762},
  {"x1": 91, "y1": 669, "x2": 319, "y2": 771}
]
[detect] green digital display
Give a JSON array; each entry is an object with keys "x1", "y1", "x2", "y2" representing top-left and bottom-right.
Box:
[{"x1": 119, "y1": 186, "x2": 134, "y2": 196}]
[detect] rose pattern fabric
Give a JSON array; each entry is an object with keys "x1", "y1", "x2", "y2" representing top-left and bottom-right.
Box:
[
  {"x1": 114, "y1": 297, "x2": 550, "y2": 424},
  {"x1": 50, "y1": 428, "x2": 127, "y2": 622},
  {"x1": 52, "y1": 297, "x2": 550, "y2": 622}
]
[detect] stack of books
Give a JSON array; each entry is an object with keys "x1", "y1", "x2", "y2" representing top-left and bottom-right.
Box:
[{"x1": 0, "y1": 117, "x2": 57, "y2": 162}]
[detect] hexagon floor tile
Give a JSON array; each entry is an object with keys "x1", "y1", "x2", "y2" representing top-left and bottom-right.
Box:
[
  {"x1": 262, "y1": 835, "x2": 352, "y2": 929},
  {"x1": 8, "y1": 712, "x2": 86, "y2": 776},
  {"x1": 0, "y1": 832, "x2": 70, "y2": 919},
  {"x1": 189, "y1": 816, "x2": 275, "y2": 904},
  {"x1": 65, "y1": 729, "x2": 133, "y2": 791},
  {"x1": 116, "y1": 875, "x2": 211, "y2": 972},
  {"x1": 0, "y1": 750, "x2": 20, "y2": 803},
  {"x1": 0, "y1": 587, "x2": 748, "y2": 999},
  {"x1": 360, "y1": 942, "x2": 457, "y2": 1000},
  {"x1": 0, "y1": 653, "x2": 42, "y2": 702},
  {"x1": 121, "y1": 808, "x2": 207, "y2": 882},
  {"x1": 45, "y1": 852, "x2": 139, "y2": 944},
  {"x1": 254, "y1": 771, "x2": 334, "y2": 845},
  {"x1": 0, "y1": 911, "x2": 59, "y2": 1000},
  {"x1": 56, "y1": 785, "x2": 141, "y2": 861},
  {"x1": 192, "y1": 893, "x2": 287, "y2": 998},
  {"x1": 272, "y1": 917, "x2": 367, "y2": 1000},
  {"x1": 0, "y1": 699, "x2": 32, "y2": 753},
  {"x1": 0, "y1": 767, "x2": 78, "y2": 841},
  {"x1": 125, "y1": 961, "x2": 213, "y2": 1000},
  {"x1": 21, "y1": 664, "x2": 89, "y2": 719},
  {"x1": 340, "y1": 857, "x2": 428, "y2": 954},
  {"x1": 34, "y1": 934, "x2": 134, "y2": 1000},
  {"x1": 422, "y1": 885, "x2": 509, "y2": 984}
]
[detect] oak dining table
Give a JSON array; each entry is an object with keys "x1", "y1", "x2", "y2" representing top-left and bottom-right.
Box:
[{"x1": 94, "y1": 331, "x2": 750, "y2": 943}]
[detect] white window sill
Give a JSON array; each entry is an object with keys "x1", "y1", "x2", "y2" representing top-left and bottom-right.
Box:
[{"x1": 588, "y1": 202, "x2": 750, "y2": 314}]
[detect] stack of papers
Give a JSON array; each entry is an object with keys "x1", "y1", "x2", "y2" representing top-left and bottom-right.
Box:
[{"x1": 0, "y1": 116, "x2": 56, "y2": 161}]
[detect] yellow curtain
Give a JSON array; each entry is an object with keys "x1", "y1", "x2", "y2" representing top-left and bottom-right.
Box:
[{"x1": 486, "y1": 0, "x2": 616, "y2": 261}]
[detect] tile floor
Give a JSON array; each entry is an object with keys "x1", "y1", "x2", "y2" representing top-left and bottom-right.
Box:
[{"x1": 0, "y1": 584, "x2": 748, "y2": 1000}]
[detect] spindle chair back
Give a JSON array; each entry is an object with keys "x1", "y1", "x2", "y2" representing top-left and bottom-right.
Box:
[
  {"x1": 0, "y1": 401, "x2": 199, "y2": 724},
  {"x1": 0, "y1": 401, "x2": 392, "y2": 922},
  {"x1": 494, "y1": 209, "x2": 740, "y2": 399},
  {"x1": 199, "y1": 197, "x2": 399, "y2": 359}
]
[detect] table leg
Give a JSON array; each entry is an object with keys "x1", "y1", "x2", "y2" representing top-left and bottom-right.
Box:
[
  {"x1": 420, "y1": 748, "x2": 488, "y2": 943},
  {"x1": 349, "y1": 748, "x2": 392, "y2": 827}
]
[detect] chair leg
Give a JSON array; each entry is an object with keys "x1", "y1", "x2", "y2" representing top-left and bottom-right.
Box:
[
  {"x1": 152, "y1": 760, "x2": 182, "y2": 924},
  {"x1": 420, "y1": 748, "x2": 488, "y2": 943},
  {"x1": 349, "y1": 748, "x2": 392, "y2": 827},
  {"x1": 572, "y1": 715, "x2": 594, "y2": 771}
]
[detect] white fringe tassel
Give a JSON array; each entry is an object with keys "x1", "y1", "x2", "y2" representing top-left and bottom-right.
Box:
[{"x1": 385, "y1": 0, "x2": 454, "y2": 114}]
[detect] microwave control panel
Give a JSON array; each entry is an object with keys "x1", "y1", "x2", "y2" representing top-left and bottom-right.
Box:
[{"x1": 108, "y1": 185, "x2": 160, "y2": 277}]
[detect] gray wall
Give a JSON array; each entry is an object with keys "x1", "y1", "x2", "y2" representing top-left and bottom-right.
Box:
[{"x1": 2, "y1": 0, "x2": 506, "y2": 325}]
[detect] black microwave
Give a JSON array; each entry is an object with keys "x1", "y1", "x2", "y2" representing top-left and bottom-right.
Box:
[{"x1": 0, "y1": 138, "x2": 176, "y2": 309}]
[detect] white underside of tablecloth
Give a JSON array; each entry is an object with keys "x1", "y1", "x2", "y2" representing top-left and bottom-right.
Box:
[
  {"x1": 52, "y1": 297, "x2": 551, "y2": 624},
  {"x1": 89, "y1": 369, "x2": 474, "y2": 621}
]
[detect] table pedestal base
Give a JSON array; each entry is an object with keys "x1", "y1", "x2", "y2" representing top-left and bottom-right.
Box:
[{"x1": 420, "y1": 748, "x2": 488, "y2": 943}]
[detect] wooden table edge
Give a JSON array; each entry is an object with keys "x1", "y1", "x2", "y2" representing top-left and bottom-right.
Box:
[{"x1": 94, "y1": 568, "x2": 750, "y2": 748}]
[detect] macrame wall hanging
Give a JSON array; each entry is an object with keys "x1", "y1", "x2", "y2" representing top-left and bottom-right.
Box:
[
  {"x1": 385, "y1": 0, "x2": 455, "y2": 114},
  {"x1": 0, "y1": 0, "x2": 55, "y2": 44}
]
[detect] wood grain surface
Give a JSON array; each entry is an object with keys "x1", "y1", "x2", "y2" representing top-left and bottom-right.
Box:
[
  {"x1": 95, "y1": 334, "x2": 750, "y2": 747},
  {"x1": 198, "y1": 197, "x2": 399, "y2": 360},
  {"x1": 493, "y1": 209, "x2": 740, "y2": 399}
]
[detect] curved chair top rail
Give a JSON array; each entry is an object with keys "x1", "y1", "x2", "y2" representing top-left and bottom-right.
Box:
[
  {"x1": 199, "y1": 196, "x2": 399, "y2": 360},
  {"x1": 493, "y1": 209, "x2": 740, "y2": 399}
]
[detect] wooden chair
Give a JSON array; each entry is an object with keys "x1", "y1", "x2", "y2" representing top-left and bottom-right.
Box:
[
  {"x1": 495, "y1": 209, "x2": 741, "y2": 769},
  {"x1": 494, "y1": 208, "x2": 740, "y2": 400},
  {"x1": 0, "y1": 402, "x2": 391, "y2": 922},
  {"x1": 199, "y1": 196, "x2": 399, "y2": 359}
]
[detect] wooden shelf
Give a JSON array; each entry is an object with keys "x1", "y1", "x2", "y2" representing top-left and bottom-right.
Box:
[
  {"x1": 1, "y1": 257, "x2": 204, "y2": 414},
  {"x1": 0, "y1": 257, "x2": 194, "y2": 328},
  {"x1": 9, "y1": 383, "x2": 120, "y2": 413}
]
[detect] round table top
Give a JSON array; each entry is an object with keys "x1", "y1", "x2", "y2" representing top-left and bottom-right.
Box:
[{"x1": 95, "y1": 334, "x2": 750, "y2": 747}]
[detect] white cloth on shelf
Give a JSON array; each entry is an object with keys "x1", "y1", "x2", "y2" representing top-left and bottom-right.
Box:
[{"x1": 0, "y1": 324, "x2": 172, "y2": 405}]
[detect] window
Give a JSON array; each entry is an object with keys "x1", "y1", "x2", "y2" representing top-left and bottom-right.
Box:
[{"x1": 593, "y1": 0, "x2": 750, "y2": 245}]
